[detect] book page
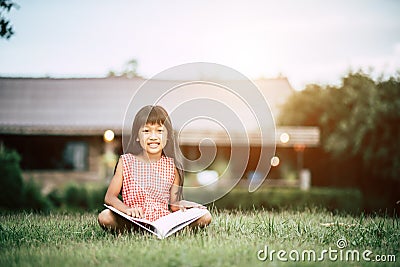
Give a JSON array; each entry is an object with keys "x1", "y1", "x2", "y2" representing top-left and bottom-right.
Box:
[
  {"x1": 104, "y1": 204, "x2": 208, "y2": 238},
  {"x1": 152, "y1": 208, "x2": 209, "y2": 237},
  {"x1": 103, "y1": 204, "x2": 161, "y2": 237}
]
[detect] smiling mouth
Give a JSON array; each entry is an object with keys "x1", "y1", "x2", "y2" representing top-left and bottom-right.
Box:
[{"x1": 148, "y1": 142, "x2": 160, "y2": 148}]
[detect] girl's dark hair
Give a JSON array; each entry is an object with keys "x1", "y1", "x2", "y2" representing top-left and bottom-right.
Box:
[{"x1": 126, "y1": 105, "x2": 183, "y2": 200}]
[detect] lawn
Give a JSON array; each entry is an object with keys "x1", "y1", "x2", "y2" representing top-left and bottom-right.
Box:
[{"x1": 0, "y1": 208, "x2": 398, "y2": 267}]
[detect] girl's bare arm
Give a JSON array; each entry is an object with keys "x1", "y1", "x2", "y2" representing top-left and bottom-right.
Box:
[
  {"x1": 169, "y1": 168, "x2": 182, "y2": 212},
  {"x1": 104, "y1": 158, "x2": 143, "y2": 217}
]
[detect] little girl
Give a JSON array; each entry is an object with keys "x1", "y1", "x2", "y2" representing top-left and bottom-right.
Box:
[{"x1": 98, "y1": 105, "x2": 212, "y2": 232}]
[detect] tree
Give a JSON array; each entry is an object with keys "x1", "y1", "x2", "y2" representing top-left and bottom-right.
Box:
[
  {"x1": 280, "y1": 72, "x2": 400, "y2": 180},
  {"x1": 0, "y1": 144, "x2": 24, "y2": 208},
  {"x1": 0, "y1": 0, "x2": 18, "y2": 39},
  {"x1": 361, "y1": 76, "x2": 400, "y2": 179},
  {"x1": 280, "y1": 72, "x2": 400, "y2": 212},
  {"x1": 323, "y1": 73, "x2": 378, "y2": 158},
  {"x1": 324, "y1": 73, "x2": 400, "y2": 182},
  {"x1": 106, "y1": 58, "x2": 141, "y2": 78},
  {"x1": 278, "y1": 83, "x2": 337, "y2": 145},
  {"x1": 123, "y1": 59, "x2": 139, "y2": 78},
  {"x1": 0, "y1": 144, "x2": 53, "y2": 211},
  {"x1": 279, "y1": 84, "x2": 326, "y2": 127}
]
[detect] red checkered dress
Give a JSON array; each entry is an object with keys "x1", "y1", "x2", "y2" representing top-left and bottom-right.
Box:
[{"x1": 121, "y1": 153, "x2": 176, "y2": 222}]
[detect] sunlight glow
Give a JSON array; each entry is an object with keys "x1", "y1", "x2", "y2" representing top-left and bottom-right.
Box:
[
  {"x1": 280, "y1": 133, "x2": 290, "y2": 143},
  {"x1": 271, "y1": 156, "x2": 280, "y2": 167},
  {"x1": 104, "y1": 130, "x2": 115, "y2": 142}
]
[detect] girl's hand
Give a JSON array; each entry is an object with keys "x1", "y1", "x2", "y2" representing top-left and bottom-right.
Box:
[
  {"x1": 178, "y1": 200, "x2": 207, "y2": 211},
  {"x1": 125, "y1": 207, "x2": 144, "y2": 218}
]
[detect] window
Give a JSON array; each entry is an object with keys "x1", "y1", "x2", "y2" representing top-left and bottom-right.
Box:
[
  {"x1": 63, "y1": 142, "x2": 88, "y2": 171},
  {"x1": 0, "y1": 135, "x2": 90, "y2": 171}
]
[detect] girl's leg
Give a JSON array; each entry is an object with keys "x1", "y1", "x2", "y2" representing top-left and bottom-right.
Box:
[
  {"x1": 98, "y1": 209, "x2": 134, "y2": 233},
  {"x1": 189, "y1": 210, "x2": 212, "y2": 228}
]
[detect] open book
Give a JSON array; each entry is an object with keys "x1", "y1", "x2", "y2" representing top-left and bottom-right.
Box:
[{"x1": 104, "y1": 204, "x2": 209, "y2": 239}]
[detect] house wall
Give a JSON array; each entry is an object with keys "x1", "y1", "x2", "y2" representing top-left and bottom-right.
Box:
[
  {"x1": 0, "y1": 134, "x2": 122, "y2": 193},
  {"x1": 1, "y1": 133, "x2": 325, "y2": 193},
  {"x1": 179, "y1": 144, "x2": 277, "y2": 180}
]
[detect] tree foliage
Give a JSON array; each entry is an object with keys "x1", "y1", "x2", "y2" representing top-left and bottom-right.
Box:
[
  {"x1": 279, "y1": 72, "x2": 400, "y2": 181},
  {"x1": 0, "y1": 0, "x2": 18, "y2": 39},
  {"x1": 0, "y1": 144, "x2": 52, "y2": 211},
  {"x1": 107, "y1": 58, "x2": 141, "y2": 78},
  {"x1": 0, "y1": 143, "x2": 24, "y2": 208}
]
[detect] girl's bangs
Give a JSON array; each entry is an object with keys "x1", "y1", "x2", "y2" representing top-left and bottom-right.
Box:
[{"x1": 145, "y1": 108, "x2": 167, "y2": 125}]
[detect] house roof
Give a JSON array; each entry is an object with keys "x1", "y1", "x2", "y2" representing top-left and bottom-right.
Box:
[
  {"x1": 0, "y1": 77, "x2": 320, "y2": 146},
  {"x1": 0, "y1": 76, "x2": 294, "y2": 135}
]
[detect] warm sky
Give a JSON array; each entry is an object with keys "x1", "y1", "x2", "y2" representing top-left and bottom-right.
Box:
[{"x1": 0, "y1": 0, "x2": 399, "y2": 90}]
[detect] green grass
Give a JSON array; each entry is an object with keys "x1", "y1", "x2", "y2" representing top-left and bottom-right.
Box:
[{"x1": 0, "y1": 208, "x2": 399, "y2": 267}]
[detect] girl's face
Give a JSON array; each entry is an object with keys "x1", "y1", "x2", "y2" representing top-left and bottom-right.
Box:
[{"x1": 137, "y1": 123, "x2": 168, "y2": 157}]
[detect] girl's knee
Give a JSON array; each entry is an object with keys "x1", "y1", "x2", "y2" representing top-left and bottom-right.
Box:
[
  {"x1": 98, "y1": 209, "x2": 115, "y2": 228},
  {"x1": 194, "y1": 211, "x2": 212, "y2": 227},
  {"x1": 98, "y1": 209, "x2": 132, "y2": 233},
  {"x1": 202, "y1": 211, "x2": 212, "y2": 225}
]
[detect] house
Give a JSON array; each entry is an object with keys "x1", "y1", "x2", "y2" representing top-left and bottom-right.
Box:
[{"x1": 0, "y1": 77, "x2": 319, "y2": 192}]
